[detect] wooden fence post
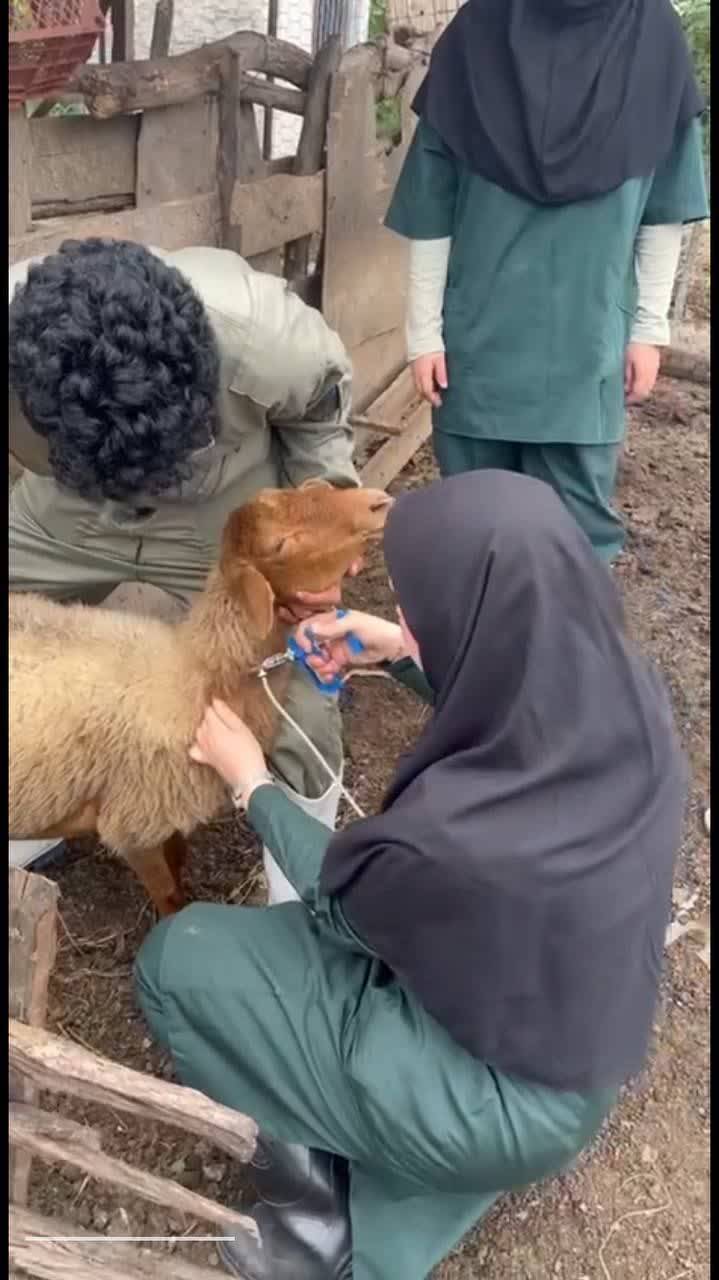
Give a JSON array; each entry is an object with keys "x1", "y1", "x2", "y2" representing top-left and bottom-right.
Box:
[
  {"x1": 218, "y1": 48, "x2": 243, "y2": 254},
  {"x1": 9, "y1": 868, "x2": 59, "y2": 1206},
  {"x1": 286, "y1": 34, "x2": 342, "y2": 290},
  {"x1": 149, "y1": 0, "x2": 174, "y2": 60}
]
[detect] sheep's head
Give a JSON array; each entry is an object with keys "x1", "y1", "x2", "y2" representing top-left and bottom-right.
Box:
[{"x1": 219, "y1": 481, "x2": 393, "y2": 634}]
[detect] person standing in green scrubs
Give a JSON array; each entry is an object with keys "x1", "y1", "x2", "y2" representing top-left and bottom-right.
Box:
[
  {"x1": 385, "y1": 0, "x2": 709, "y2": 562},
  {"x1": 135, "y1": 472, "x2": 687, "y2": 1279}
]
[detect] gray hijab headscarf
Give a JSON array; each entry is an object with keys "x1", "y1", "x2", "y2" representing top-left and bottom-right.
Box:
[{"x1": 322, "y1": 472, "x2": 687, "y2": 1090}]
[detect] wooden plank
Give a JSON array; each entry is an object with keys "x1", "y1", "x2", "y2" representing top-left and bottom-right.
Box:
[
  {"x1": 360, "y1": 400, "x2": 431, "y2": 489},
  {"x1": 10, "y1": 1019, "x2": 258, "y2": 1164},
  {"x1": 149, "y1": 0, "x2": 174, "y2": 59},
  {"x1": 323, "y1": 45, "x2": 429, "y2": 352},
  {"x1": 10, "y1": 191, "x2": 220, "y2": 265},
  {"x1": 230, "y1": 171, "x2": 324, "y2": 258},
  {"x1": 322, "y1": 49, "x2": 407, "y2": 349},
  {"x1": 9, "y1": 869, "x2": 59, "y2": 1207},
  {"x1": 364, "y1": 365, "x2": 417, "y2": 424},
  {"x1": 9, "y1": 109, "x2": 32, "y2": 239},
  {"x1": 11, "y1": 1206, "x2": 240, "y2": 1280},
  {"x1": 73, "y1": 32, "x2": 312, "y2": 118},
  {"x1": 30, "y1": 115, "x2": 138, "y2": 208},
  {"x1": 136, "y1": 96, "x2": 218, "y2": 206},
  {"x1": 10, "y1": 1104, "x2": 258, "y2": 1237}
]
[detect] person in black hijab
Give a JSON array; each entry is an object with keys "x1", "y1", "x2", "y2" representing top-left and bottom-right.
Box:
[
  {"x1": 135, "y1": 471, "x2": 687, "y2": 1280},
  {"x1": 385, "y1": 0, "x2": 708, "y2": 562}
]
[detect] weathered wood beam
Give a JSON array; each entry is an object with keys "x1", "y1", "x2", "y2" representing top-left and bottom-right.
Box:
[
  {"x1": 9, "y1": 109, "x2": 32, "y2": 239},
  {"x1": 72, "y1": 32, "x2": 313, "y2": 118},
  {"x1": 360, "y1": 400, "x2": 432, "y2": 489},
  {"x1": 111, "y1": 0, "x2": 135, "y2": 62},
  {"x1": 9, "y1": 1019, "x2": 257, "y2": 1164},
  {"x1": 286, "y1": 34, "x2": 342, "y2": 285},
  {"x1": 9, "y1": 869, "x2": 59, "y2": 1206},
  {"x1": 10, "y1": 1205, "x2": 237, "y2": 1280},
  {"x1": 10, "y1": 1103, "x2": 258, "y2": 1237}
]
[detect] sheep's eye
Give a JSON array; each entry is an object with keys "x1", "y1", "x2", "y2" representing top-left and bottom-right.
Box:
[{"x1": 269, "y1": 533, "x2": 292, "y2": 556}]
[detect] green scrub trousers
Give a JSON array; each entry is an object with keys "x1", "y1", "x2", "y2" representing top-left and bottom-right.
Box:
[{"x1": 135, "y1": 663, "x2": 616, "y2": 1279}]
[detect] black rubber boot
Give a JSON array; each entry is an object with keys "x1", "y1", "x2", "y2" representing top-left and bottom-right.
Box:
[{"x1": 218, "y1": 1134, "x2": 352, "y2": 1280}]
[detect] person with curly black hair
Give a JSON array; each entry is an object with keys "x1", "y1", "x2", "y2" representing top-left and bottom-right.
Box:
[{"x1": 9, "y1": 238, "x2": 359, "y2": 894}]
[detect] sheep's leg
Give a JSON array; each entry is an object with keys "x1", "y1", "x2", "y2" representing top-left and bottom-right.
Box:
[
  {"x1": 124, "y1": 841, "x2": 188, "y2": 918},
  {"x1": 163, "y1": 832, "x2": 189, "y2": 903}
]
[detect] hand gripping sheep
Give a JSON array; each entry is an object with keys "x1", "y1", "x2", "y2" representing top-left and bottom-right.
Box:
[{"x1": 9, "y1": 482, "x2": 392, "y2": 917}]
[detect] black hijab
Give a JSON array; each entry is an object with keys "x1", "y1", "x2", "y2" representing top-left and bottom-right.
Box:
[
  {"x1": 322, "y1": 473, "x2": 687, "y2": 1090},
  {"x1": 412, "y1": 0, "x2": 704, "y2": 205}
]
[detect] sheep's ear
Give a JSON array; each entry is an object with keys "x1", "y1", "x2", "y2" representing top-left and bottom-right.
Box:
[{"x1": 225, "y1": 562, "x2": 275, "y2": 638}]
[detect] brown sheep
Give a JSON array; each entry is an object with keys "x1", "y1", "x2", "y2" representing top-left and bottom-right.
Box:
[{"x1": 9, "y1": 482, "x2": 392, "y2": 916}]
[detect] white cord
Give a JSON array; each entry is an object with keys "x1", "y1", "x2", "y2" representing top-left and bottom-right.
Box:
[
  {"x1": 258, "y1": 669, "x2": 390, "y2": 820},
  {"x1": 259, "y1": 671, "x2": 365, "y2": 817}
]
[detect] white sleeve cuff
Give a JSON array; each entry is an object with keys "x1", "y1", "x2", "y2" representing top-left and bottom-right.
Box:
[
  {"x1": 405, "y1": 237, "x2": 451, "y2": 360},
  {"x1": 631, "y1": 222, "x2": 683, "y2": 347}
]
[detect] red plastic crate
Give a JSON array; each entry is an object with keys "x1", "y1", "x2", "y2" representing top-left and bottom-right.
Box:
[{"x1": 9, "y1": 0, "x2": 105, "y2": 109}]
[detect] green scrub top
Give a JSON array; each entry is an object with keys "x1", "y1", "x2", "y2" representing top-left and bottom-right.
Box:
[{"x1": 385, "y1": 118, "x2": 708, "y2": 446}]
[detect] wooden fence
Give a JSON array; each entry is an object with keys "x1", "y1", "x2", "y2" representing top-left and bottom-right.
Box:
[
  {"x1": 9, "y1": 30, "x2": 435, "y2": 477},
  {"x1": 9, "y1": 866, "x2": 259, "y2": 1280}
]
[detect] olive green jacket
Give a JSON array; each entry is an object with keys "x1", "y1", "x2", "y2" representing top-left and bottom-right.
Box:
[{"x1": 8, "y1": 246, "x2": 358, "y2": 527}]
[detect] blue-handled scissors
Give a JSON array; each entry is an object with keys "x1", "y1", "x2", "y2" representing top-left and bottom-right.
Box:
[{"x1": 256, "y1": 609, "x2": 364, "y2": 696}]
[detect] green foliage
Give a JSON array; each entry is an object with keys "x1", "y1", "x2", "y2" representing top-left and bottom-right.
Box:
[
  {"x1": 675, "y1": 0, "x2": 710, "y2": 99},
  {"x1": 674, "y1": 0, "x2": 710, "y2": 171},
  {"x1": 9, "y1": 0, "x2": 34, "y2": 32},
  {"x1": 369, "y1": 0, "x2": 388, "y2": 39}
]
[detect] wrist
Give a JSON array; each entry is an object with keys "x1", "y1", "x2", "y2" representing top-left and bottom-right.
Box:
[{"x1": 230, "y1": 771, "x2": 275, "y2": 812}]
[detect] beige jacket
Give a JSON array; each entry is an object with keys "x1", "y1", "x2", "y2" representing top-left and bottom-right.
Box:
[{"x1": 8, "y1": 246, "x2": 358, "y2": 526}]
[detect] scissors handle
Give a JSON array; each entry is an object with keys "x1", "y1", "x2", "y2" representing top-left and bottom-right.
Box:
[{"x1": 287, "y1": 608, "x2": 364, "y2": 695}]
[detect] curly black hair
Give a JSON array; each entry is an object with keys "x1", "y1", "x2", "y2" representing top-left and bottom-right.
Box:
[{"x1": 8, "y1": 239, "x2": 220, "y2": 502}]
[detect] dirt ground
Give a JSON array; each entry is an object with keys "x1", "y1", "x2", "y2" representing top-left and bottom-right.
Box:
[{"x1": 26, "y1": 281, "x2": 709, "y2": 1275}]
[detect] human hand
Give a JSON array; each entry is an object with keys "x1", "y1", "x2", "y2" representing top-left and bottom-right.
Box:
[
  {"x1": 189, "y1": 698, "x2": 267, "y2": 795},
  {"x1": 277, "y1": 557, "x2": 364, "y2": 625},
  {"x1": 293, "y1": 608, "x2": 405, "y2": 684},
  {"x1": 625, "y1": 343, "x2": 661, "y2": 404},
  {"x1": 412, "y1": 352, "x2": 448, "y2": 408}
]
